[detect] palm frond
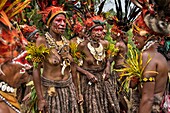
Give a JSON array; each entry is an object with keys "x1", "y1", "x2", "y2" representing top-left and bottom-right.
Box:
[{"x1": 114, "y1": 44, "x2": 155, "y2": 93}]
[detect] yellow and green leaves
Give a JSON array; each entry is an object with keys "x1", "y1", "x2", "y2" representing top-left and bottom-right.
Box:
[
  {"x1": 26, "y1": 43, "x2": 49, "y2": 68},
  {"x1": 115, "y1": 44, "x2": 152, "y2": 93},
  {"x1": 106, "y1": 43, "x2": 119, "y2": 58}
]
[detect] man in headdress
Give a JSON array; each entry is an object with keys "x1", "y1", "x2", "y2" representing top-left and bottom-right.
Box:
[{"x1": 131, "y1": 0, "x2": 169, "y2": 112}]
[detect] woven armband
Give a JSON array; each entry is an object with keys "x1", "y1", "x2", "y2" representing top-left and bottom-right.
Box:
[{"x1": 141, "y1": 76, "x2": 155, "y2": 82}]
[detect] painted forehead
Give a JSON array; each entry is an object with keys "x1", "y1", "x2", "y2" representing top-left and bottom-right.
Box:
[{"x1": 92, "y1": 26, "x2": 104, "y2": 30}]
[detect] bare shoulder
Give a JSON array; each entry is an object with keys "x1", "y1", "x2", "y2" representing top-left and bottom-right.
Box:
[
  {"x1": 100, "y1": 39, "x2": 109, "y2": 48},
  {"x1": 142, "y1": 51, "x2": 168, "y2": 73},
  {"x1": 78, "y1": 40, "x2": 88, "y2": 49},
  {"x1": 36, "y1": 35, "x2": 46, "y2": 46},
  {"x1": 155, "y1": 52, "x2": 168, "y2": 69}
]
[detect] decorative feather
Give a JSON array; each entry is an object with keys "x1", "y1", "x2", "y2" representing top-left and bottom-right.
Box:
[
  {"x1": 108, "y1": 0, "x2": 141, "y2": 32},
  {"x1": 0, "y1": 0, "x2": 8, "y2": 11},
  {"x1": 0, "y1": 11, "x2": 12, "y2": 29},
  {"x1": 4, "y1": 0, "x2": 21, "y2": 13},
  {"x1": 97, "y1": 0, "x2": 106, "y2": 15},
  {"x1": 9, "y1": 0, "x2": 31, "y2": 18}
]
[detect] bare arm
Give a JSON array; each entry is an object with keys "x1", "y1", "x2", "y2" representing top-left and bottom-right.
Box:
[
  {"x1": 71, "y1": 62, "x2": 78, "y2": 94},
  {"x1": 76, "y1": 65, "x2": 98, "y2": 83},
  {"x1": 33, "y1": 65, "x2": 43, "y2": 100},
  {"x1": 33, "y1": 35, "x2": 47, "y2": 111},
  {"x1": 139, "y1": 81, "x2": 155, "y2": 113},
  {"x1": 139, "y1": 53, "x2": 156, "y2": 113}
]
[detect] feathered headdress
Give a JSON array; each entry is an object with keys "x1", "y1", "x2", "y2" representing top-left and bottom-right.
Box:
[
  {"x1": 109, "y1": 0, "x2": 141, "y2": 37},
  {"x1": 38, "y1": 6, "x2": 66, "y2": 26},
  {"x1": 132, "y1": 15, "x2": 153, "y2": 37},
  {"x1": 0, "y1": 0, "x2": 31, "y2": 65},
  {"x1": 20, "y1": 24, "x2": 38, "y2": 41},
  {"x1": 73, "y1": 21, "x2": 84, "y2": 34},
  {"x1": 84, "y1": 15, "x2": 105, "y2": 31},
  {"x1": 131, "y1": 0, "x2": 170, "y2": 35},
  {"x1": 0, "y1": 0, "x2": 31, "y2": 26}
]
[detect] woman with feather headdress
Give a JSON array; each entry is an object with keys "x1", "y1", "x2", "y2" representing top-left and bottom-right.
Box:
[
  {"x1": 74, "y1": 13, "x2": 120, "y2": 112},
  {"x1": 27, "y1": 2, "x2": 80, "y2": 112}
]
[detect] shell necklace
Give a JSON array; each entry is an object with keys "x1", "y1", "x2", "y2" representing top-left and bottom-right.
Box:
[
  {"x1": 45, "y1": 32, "x2": 70, "y2": 76},
  {"x1": 141, "y1": 40, "x2": 157, "y2": 52},
  {"x1": 87, "y1": 41, "x2": 105, "y2": 65}
]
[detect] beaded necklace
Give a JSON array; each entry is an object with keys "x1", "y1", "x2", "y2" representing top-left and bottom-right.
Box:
[{"x1": 45, "y1": 32, "x2": 69, "y2": 53}]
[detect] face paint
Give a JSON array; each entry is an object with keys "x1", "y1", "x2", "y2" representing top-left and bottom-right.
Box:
[
  {"x1": 51, "y1": 14, "x2": 66, "y2": 34},
  {"x1": 91, "y1": 26, "x2": 104, "y2": 41}
]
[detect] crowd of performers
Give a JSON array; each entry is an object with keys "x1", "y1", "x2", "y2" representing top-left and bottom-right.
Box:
[{"x1": 0, "y1": 0, "x2": 170, "y2": 113}]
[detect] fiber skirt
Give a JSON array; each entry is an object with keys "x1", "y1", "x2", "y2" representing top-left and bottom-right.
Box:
[
  {"x1": 41, "y1": 75, "x2": 79, "y2": 113},
  {"x1": 80, "y1": 67, "x2": 120, "y2": 113}
]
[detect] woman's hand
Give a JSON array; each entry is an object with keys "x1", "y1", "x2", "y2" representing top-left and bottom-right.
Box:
[
  {"x1": 86, "y1": 72, "x2": 98, "y2": 83},
  {"x1": 38, "y1": 99, "x2": 48, "y2": 113},
  {"x1": 103, "y1": 66, "x2": 110, "y2": 81},
  {"x1": 78, "y1": 94, "x2": 84, "y2": 105}
]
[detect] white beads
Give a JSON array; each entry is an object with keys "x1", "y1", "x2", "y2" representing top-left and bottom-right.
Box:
[{"x1": 0, "y1": 81, "x2": 14, "y2": 93}]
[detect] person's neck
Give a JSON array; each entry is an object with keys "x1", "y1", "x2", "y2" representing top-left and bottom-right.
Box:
[
  {"x1": 90, "y1": 39, "x2": 100, "y2": 48},
  {"x1": 148, "y1": 42, "x2": 158, "y2": 51},
  {"x1": 116, "y1": 37, "x2": 122, "y2": 42},
  {"x1": 49, "y1": 30, "x2": 62, "y2": 41}
]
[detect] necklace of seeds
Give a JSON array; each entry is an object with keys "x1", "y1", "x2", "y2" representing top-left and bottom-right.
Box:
[{"x1": 45, "y1": 32, "x2": 69, "y2": 53}]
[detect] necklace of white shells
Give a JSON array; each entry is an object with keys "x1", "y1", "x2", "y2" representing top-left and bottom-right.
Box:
[{"x1": 87, "y1": 40, "x2": 106, "y2": 65}]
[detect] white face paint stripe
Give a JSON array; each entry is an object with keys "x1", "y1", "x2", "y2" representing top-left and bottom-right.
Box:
[{"x1": 12, "y1": 51, "x2": 32, "y2": 69}]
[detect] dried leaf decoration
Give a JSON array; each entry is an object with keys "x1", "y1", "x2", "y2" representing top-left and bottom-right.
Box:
[
  {"x1": 114, "y1": 44, "x2": 154, "y2": 93},
  {"x1": 26, "y1": 42, "x2": 49, "y2": 68}
]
